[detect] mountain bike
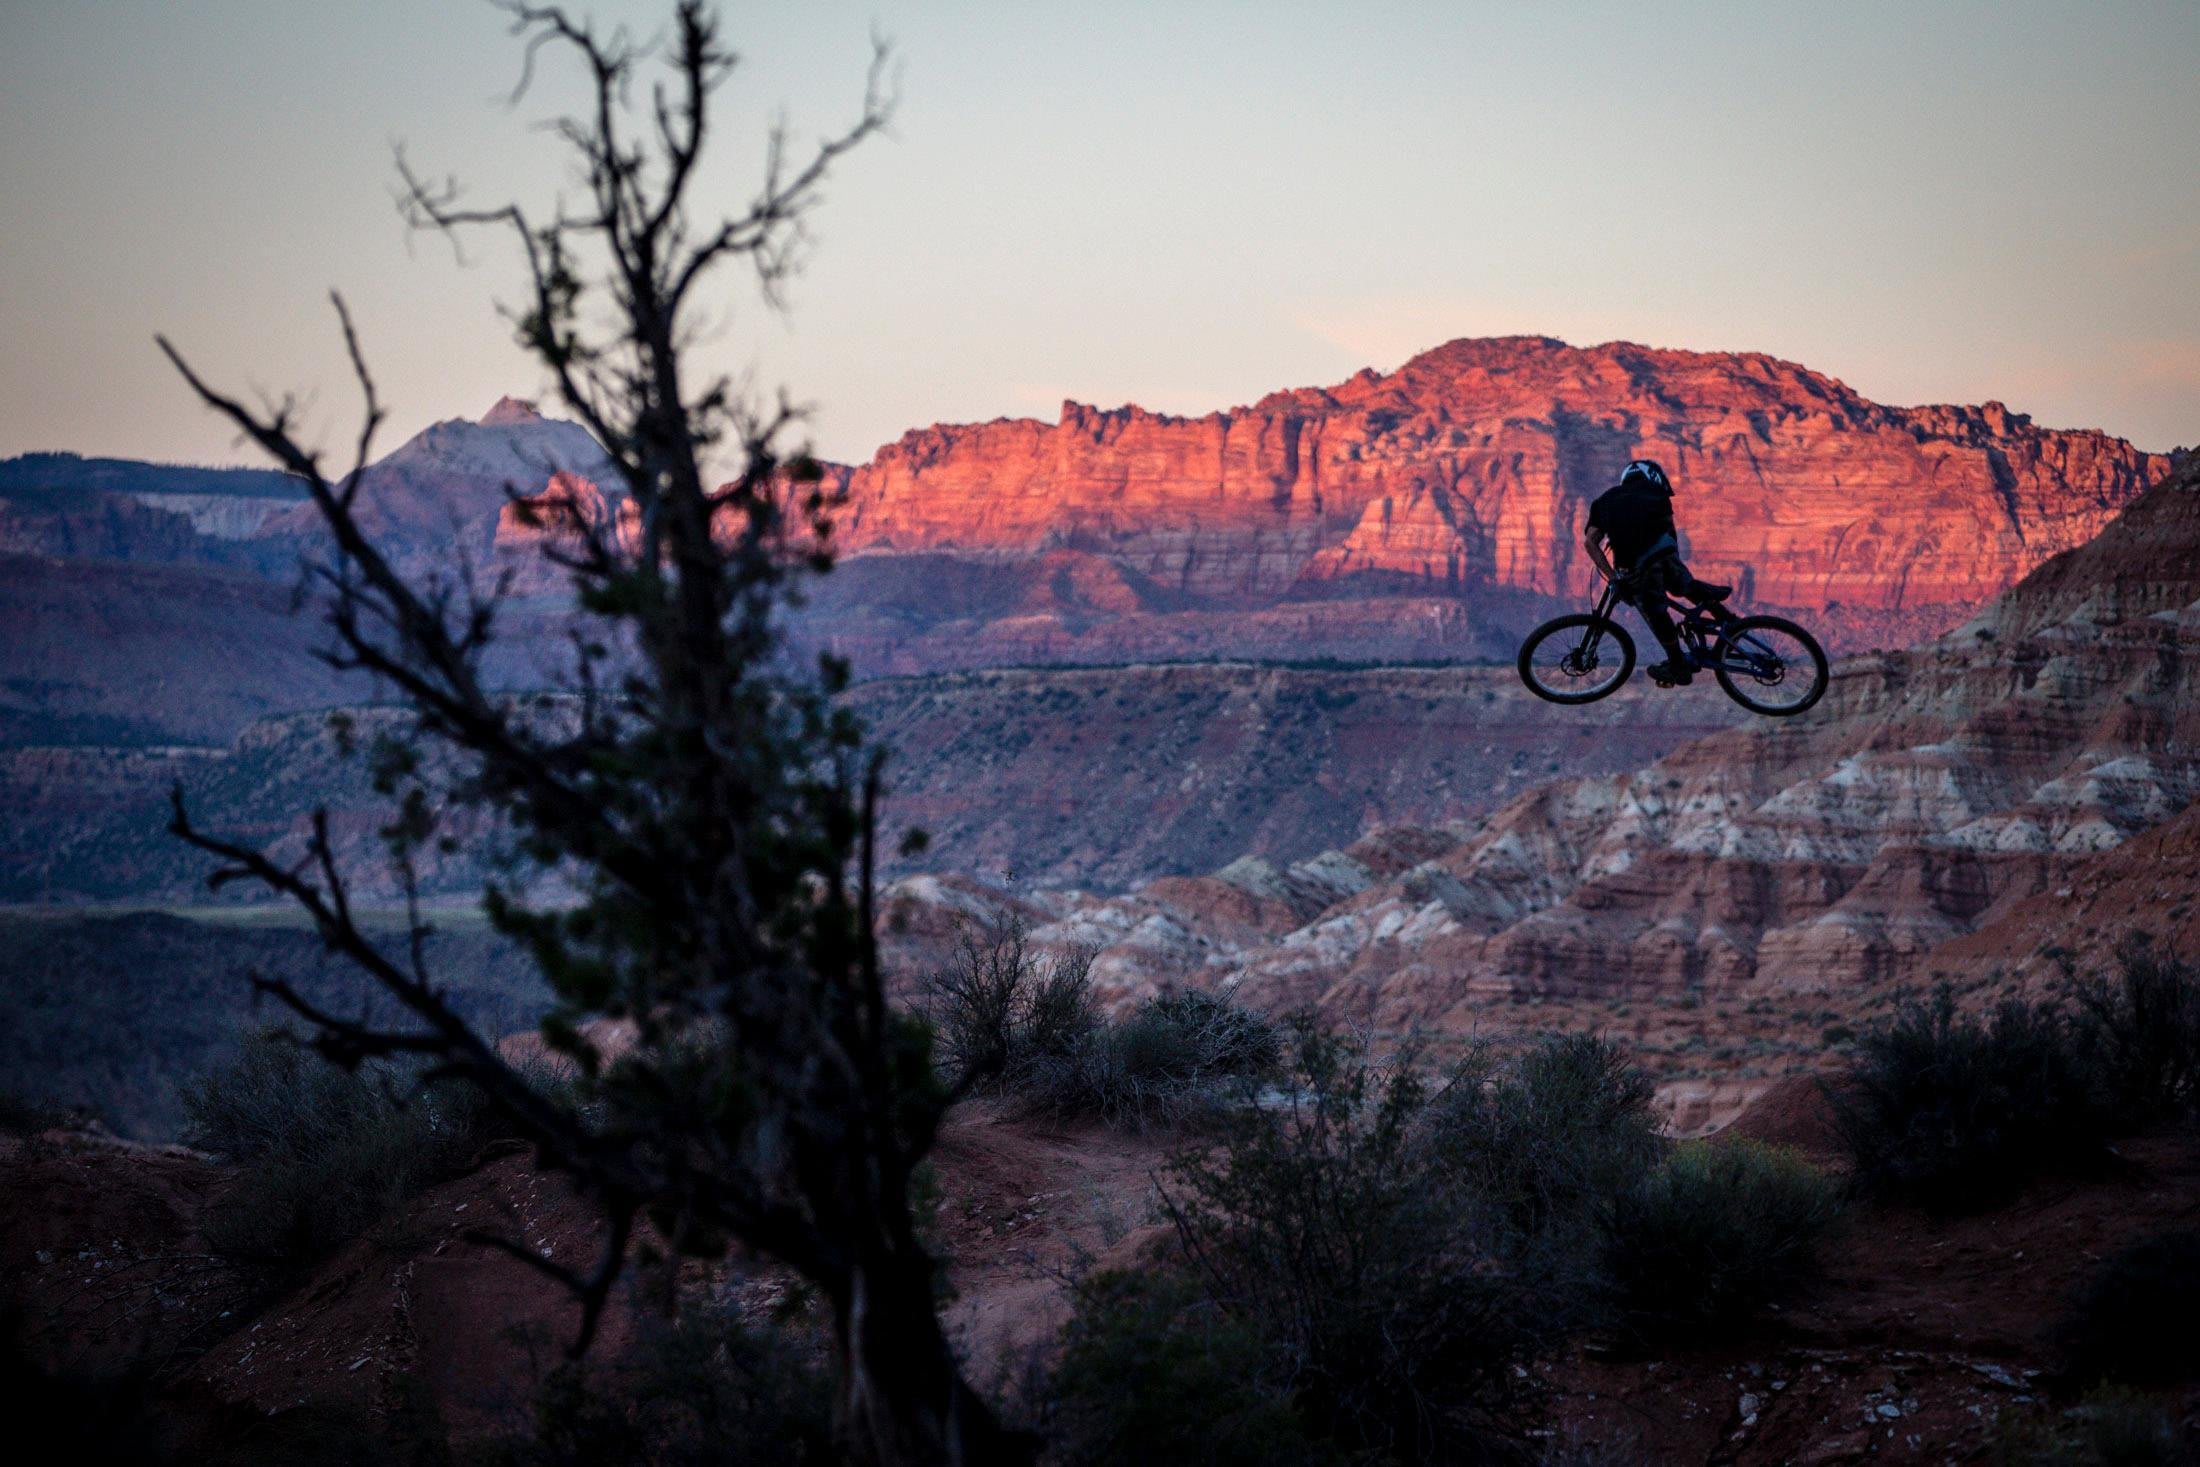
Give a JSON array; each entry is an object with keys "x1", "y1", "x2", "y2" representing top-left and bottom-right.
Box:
[{"x1": 1516, "y1": 569, "x2": 1829, "y2": 716}]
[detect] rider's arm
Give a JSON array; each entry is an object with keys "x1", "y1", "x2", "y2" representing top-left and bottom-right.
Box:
[{"x1": 1584, "y1": 525, "x2": 1616, "y2": 582}]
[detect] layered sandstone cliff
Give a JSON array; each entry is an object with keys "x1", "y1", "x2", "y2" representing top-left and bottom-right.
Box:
[{"x1": 823, "y1": 337, "x2": 2169, "y2": 658}]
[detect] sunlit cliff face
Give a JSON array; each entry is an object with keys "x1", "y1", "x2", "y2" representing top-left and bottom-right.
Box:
[{"x1": 807, "y1": 337, "x2": 2168, "y2": 633}]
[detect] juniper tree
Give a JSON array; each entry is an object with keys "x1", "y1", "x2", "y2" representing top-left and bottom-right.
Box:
[{"x1": 159, "y1": 4, "x2": 1026, "y2": 1461}]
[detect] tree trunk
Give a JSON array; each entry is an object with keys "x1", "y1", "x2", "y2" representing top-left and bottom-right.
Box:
[{"x1": 833, "y1": 1253, "x2": 1038, "y2": 1467}]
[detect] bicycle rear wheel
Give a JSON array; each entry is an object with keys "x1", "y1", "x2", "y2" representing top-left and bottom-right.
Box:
[
  {"x1": 1711, "y1": 616, "x2": 1828, "y2": 716},
  {"x1": 1517, "y1": 614, "x2": 1636, "y2": 704}
]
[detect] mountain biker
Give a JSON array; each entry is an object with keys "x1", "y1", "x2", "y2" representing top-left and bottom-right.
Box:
[{"x1": 1583, "y1": 459, "x2": 1732, "y2": 686}]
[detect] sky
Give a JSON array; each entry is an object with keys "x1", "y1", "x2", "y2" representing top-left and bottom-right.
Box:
[{"x1": 2, "y1": 0, "x2": 2196, "y2": 469}]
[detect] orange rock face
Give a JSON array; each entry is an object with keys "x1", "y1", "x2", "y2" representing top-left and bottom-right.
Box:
[
  {"x1": 496, "y1": 469, "x2": 632, "y2": 539},
  {"x1": 827, "y1": 337, "x2": 2170, "y2": 655},
  {"x1": 492, "y1": 470, "x2": 637, "y2": 586}
]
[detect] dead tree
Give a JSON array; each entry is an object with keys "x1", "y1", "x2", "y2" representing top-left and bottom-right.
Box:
[{"x1": 158, "y1": 4, "x2": 1030, "y2": 1462}]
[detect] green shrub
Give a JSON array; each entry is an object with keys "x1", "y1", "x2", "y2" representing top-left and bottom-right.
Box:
[
  {"x1": 1404, "y1": 1034, "x2": 1665, "y2": 1350},
  {"x1": 922, "y1": 917, "x2": 1279, "y2": 1132},
  {"x1": 1159, "y1": 1022, "x2": 1562, "y2": 1464},
  {"x1": 1050, "y1": 1270, "x2": 1333, "y2": 1467},
  {"x1": 2066, "y1": 940, "x2": 2200, "y2": 1127},
  {"x1": 1994, "y1": 1385, "x2": 2195, "y2": 1467},
  {"x1": 1022, "y1": 950, "x2": 1104, "y2": 1064},
  {"x1": 1419, "y1": 1034, "x2": 1663, "y2": 1253},
  {"x1": 1831, "y1": 988, "x2": 2110, "y2": 1211},
  {"x1": 1024, "y1": 990, "x2": 1280, "y2": 1132},
  {"x1": 491, "y1": 1303, "x2": 835, "y2": 1467},
  {"x1": 1601, "y1": 1139, "x2": 1844, "y2": 1343},
  {"x1": 183, "y1": 1031, "x2": 510, "y2": 1265},
  {"x1": 2054, "y1": 1227, "x2": 2200, "y2": 1389}
]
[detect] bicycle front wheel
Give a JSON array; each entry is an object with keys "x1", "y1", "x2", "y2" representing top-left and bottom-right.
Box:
[
  {"x1": 1711, "y1": 615, "x2": 1828, "y2": 716},
  {"x1": 1518, "y1": 614, "x2": 1636, "y2": 704}
]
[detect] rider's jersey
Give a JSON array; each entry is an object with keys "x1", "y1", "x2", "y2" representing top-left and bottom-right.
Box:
[{"x1": 1587, "y1": 480, "x2": 1678, "y2": 570}]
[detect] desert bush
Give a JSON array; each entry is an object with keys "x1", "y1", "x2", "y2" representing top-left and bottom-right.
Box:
[
  {"x1": 1070, "y1": 1028, "x2": 1812, "y2": 1460},
  {"x1": 922, "y1": 917, "x2": 1098, "y2": 1088},
  {"x1": 1405, "y1": 1034, "x2": 1666, "y2": 1348},
  {"x1": 1601, "y1": 1139, "x2": 1845, "y2": 1343},
  {"x1": 1049, "y1": 1269, "x2": 1334, "y2": 1467},
  {"x1": 1838, "y1": 951, "x2": 2200, "y2": 1212},
  {"x1": 1419, "y1": 1034, "x2": 1663, "y2": 1255},
  {"x1": 1831, "y1": 988, "x2": 2111, "y2": 1211},
  {"x1": 490, "y1": 1302, "x2": 835, "y2": 1467},
  {"x1": 184, "y1": 1031, "x2": 511, "y2": 1265},
  {"x1": 1024, "y1": 989, "x2": 1281, "y2": 1131},
  {"x1": 1143, "y1": 989, "x2": 1282, "y2": 1076},
  {"x1": 1160, "y1": 1021, "x2": 1561, "y2": 1464},
  {"x1": 2065, "y1": 939, "x2": 2200, "y2": 1127},
  {"x1": 2053, "y1": 1226, "x2": 2200, "y2": 1389},
  {"x1": 1994, "y1": 1385, "x2": 2195, "y2": 1467}
]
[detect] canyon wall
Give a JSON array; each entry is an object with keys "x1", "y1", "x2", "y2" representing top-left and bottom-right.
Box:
[{"x1": 820, "y1": 337, "x2": 2170, "y2": 659}]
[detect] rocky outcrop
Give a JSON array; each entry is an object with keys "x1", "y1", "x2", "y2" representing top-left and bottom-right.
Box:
[
  {"x1": 490, "y1": 469, "x2": 635, "y2": 589},
  {"x1": 823, "y1": 338, "x2": 2169, "y2": 661},
  {"x1": 127, "y1": 491, "x2": 295, "y2": 539},
  {"x1": 1244, "y1": 580, "x2": 2199, "y2": 1021}
]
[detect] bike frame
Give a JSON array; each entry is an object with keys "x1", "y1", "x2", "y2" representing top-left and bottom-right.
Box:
[{"x1": 1574, "y1": 577, "x2": 1790, "y2": 681}]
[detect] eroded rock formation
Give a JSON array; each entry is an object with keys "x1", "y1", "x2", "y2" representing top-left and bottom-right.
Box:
[
  {"x1": 819, "y1": 337, "x2": 2170, "y2": 659},
  {"x1": 887, "y1": 453, "x2": 2199, "y2": 1028}
]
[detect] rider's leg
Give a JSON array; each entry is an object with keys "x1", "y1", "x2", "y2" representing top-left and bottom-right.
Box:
[
  {"x1": 1638, "y1": 594, "x2": 1684, "y2": 659},
  {"x1": 1633, "y1": 561, "x2": 1695, "y2": 684},
  {"x1": 1668, "y1": 556, "x2": 1734, "y2": 617}
]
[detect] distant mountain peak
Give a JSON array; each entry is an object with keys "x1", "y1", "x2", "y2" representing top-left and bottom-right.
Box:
[
  {"x1": 1401, "y1": 334, "x2": 1571, "y2": 366},
  {"x1": 479, "y1": 396, "x2": 544, "y2": 427}
]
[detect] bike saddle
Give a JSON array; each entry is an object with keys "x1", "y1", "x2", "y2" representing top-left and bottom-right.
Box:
[{"x1": 1696, "y1": 583, "x2": 1732, "y2": 602}]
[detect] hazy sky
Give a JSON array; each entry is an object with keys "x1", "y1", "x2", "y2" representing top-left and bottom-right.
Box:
[{"x1": 3, "y1": 0, "x2": 2196, "y2": 469}]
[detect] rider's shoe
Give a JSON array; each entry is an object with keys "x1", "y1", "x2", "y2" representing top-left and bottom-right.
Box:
[{"x1": 1646, "y1": 659, "x2": 1695, "y2": 686}]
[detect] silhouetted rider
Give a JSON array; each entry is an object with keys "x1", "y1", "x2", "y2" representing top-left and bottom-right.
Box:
[{"x1": 1584, "y1": 459, "x2": 1731, "y2": 686}]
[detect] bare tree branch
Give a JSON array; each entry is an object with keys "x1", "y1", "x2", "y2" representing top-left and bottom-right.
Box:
[{"x1": 157, "y1": 5, "x2": 1021, "y2": 1462}]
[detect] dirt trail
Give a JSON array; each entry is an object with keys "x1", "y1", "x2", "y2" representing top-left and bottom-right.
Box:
[{"x1": 927, "y1": 1102, "x2": 1176, "y2": 1381}]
